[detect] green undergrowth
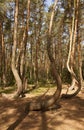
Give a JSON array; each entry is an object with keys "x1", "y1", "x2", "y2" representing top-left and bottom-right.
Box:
[
  {"x1": 0, "y1": 86, "x2": 16, "y2": 94},
  {"x1": 0, "y1": 83, "x2": 56, "y2": 95},
  {"x1": 29, "y1": 83, "x2": 56, "y2": 95}
]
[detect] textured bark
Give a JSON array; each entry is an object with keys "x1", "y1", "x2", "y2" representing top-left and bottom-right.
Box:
[
  {"x1": 62, "y1": 0, "x2": 81, "y2": 98},
  {"x1": 20, "y1": 0, "x2": 30, "y2": 93},
  {"x1": 0, "y1": 21, "x2": 7, "y2": 86},
  {"x1": 0, "y1": 22, "x2": 2, "y2": 85},
  {"x1": 35, "y1": 37, "x2": 39, "y2": 85},
  {"x1": 77, "y1": 0, "x2": 83, "y2": 88},
  {"x1": 11, "y1": 0, "x2": 23, "y2": 98},
  {"x1": 13, "y1": 0, "x2": 31, "y2": 97},
  {"x1": 25, "y1": 0, "x2": 62, "y2": 111},
  {"x1": 30, "y1": 40, "x2": 33, "y2": 80},
  {"x1": 1, "y1": 24, "x2": 6, "y2": 86},
  {"x1": 78, "y1": 43, "x2": 83, "y2": 88}
]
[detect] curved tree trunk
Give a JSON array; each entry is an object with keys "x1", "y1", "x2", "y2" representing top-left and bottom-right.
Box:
[
  {"x1": 11, "y1": 0, "x2": 23, "y2": 98},
  {"x1": 62, "y1": 0, "x2": 81, "y2": 98},
  {"x1": 11, "y1": 0, "x2": 30, "y2": 98},
  {"x1": 25, "y1": 0, "x2": 62, "y2": 111},
  {"x1": 47, "y1": 0, "x2": 62, "y2": 102},
  {"x1": 19, "y1": 0, "x2": 30, "y2": 96}
]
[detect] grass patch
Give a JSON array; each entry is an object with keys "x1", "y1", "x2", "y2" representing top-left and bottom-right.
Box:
[
  {"x1": 0, "y1": 86, "x2": 16, "y2": 94},
  {"x1": 29, "y1": 83, "x2": 56, "y2": 95},
  {"x1": 0, "y1": 83, "x2": 56, "y2": 95}
]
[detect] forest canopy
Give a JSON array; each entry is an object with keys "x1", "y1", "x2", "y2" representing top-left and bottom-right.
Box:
[{"x1": 0, "y1": 0, "x2": 84, "y2": 101}]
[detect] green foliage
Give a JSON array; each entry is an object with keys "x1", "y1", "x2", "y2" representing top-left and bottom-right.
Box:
[
  {"x1": 6, "y1": 70, "x2": 15, "y2": 86},
  {"x1": 61, "y1": 67, "x2": 80, "y2": 83},
  {"x1": 0, "y1": 0, "x2": 84, "y2": 91},
  {"x1": 0, "y1": 86, "x2": 16, "y2": 94},
  {"x1": 27, "y1": 79, "x2": 35, "y2": 84},
  {"x1": 5, "y1": 19, "x2": 11, "y2": 31},
  {"x1": 61, "y1": 68, "x2": 71, "y2": 83}
]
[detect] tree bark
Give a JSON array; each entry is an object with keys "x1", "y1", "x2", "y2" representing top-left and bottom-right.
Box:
[
  {"x1": 0, "y1": 22, "x2": 2, "y2": 85},
  {"x1": 25, "y1": 0, "x2": 62, "y2": 111},
  {"x1": 1, "y1": 23, "x2": 7, "y2": 86},
  {"x1": 62, "y1": 0, "x2": 81, "y2": 98},
  {"x1": 77, "y1": 0, "x2": 83, "y2": 88},
  {"x1": 11, "y1": 0, "x2": 23, "y2": 98},
  {"x1": 78, "y1": 43, "x2": 83, "y2": 88},
  {"x1": 20, "y1": 0, "x2": 30, "y2": 93}
]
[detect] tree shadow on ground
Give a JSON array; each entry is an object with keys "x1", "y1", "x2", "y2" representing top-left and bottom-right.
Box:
[
  {"x1": 46, "y1": 96, "x2": 84, "y2": 130},
  {"x1": 0, "y1": 94, "x2": 84, "y2": 130},
  {"x1": 7, "y1": 111, "x2": 29, "y2": 130}
]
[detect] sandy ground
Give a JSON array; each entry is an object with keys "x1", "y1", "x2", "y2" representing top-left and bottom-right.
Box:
[{"x1": 0, "y1": 88, "x2": 84, "y2": 130}]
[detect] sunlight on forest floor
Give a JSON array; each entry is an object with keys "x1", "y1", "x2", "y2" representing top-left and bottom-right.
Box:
[{"x1": 0, "y1": 85, "x2": 84, "y2": 130}]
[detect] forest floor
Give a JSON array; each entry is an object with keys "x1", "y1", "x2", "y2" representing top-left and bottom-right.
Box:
[{"x1": 0, "y1": 85, "x2": 84, "y2": 130}]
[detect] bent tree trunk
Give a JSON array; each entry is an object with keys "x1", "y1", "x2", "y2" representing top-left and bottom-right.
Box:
[
  {"x1": 62, "y1": 0, "x2": 81, "y2": 98},
  {"x1": 11, "y1": 0, "x2": 23, "y2": 98},
  {"x1": 19, "y1": 0, "x2": 30, "y2": 95},
  {"x1": 12, "y1": 0, "x2": 31, "y2": 98},
  {"x1": 25, "y1": 0, "x2": 62, "y2": 111}
]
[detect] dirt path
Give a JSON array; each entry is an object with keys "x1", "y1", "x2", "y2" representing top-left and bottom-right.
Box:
[{"x1": 0, "y1": 91, "x2": 84, "y2": 130}]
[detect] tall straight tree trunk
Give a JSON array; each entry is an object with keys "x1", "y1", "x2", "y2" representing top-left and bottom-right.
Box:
[
  {"x1": 30, "y1": 40, "x2": 33, "y2": 79},
  {"x1": 35, "y1": 38, "x2": 39, "y2": 85},
  {"x1": 0, "y1": 22, "x2": 6, "y2": 87},
  {"x1": 1, "y1": 24, "x2": 6, "y2": 86},
  {"x1": 78, "y1": 42, "x2": 83, "y2": 88},
  {"x1": 58, "y1": 32, "x2": 62, "y2": 76},
  {"x1": 11, "y1": 0, "x2": 23, "y2": 98},
  {"x1": 77, "y1": 0, "x2": 83, "y2": 88},
  {"x1": 0, "y1": 22, "x2": 2, "y2": 85}
]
